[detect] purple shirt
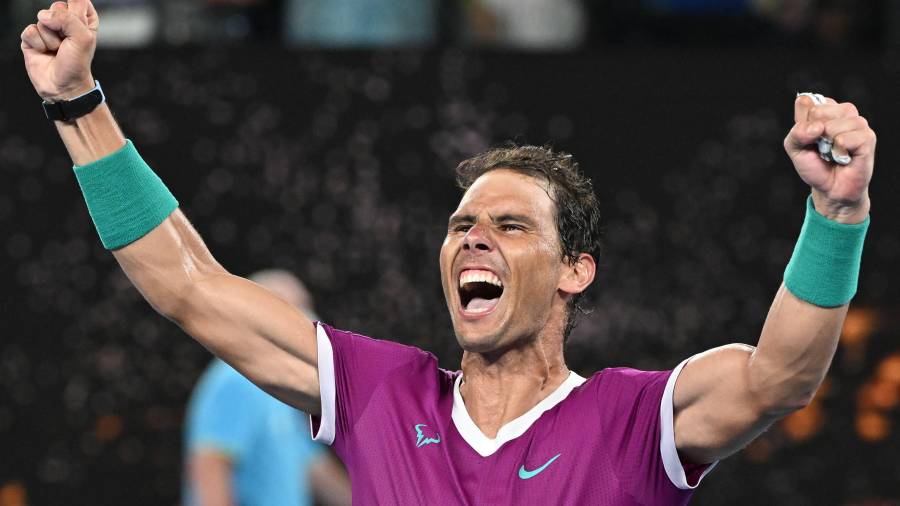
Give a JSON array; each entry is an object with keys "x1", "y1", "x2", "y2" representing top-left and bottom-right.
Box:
[{"x1": 311, "y1": 323, "x2": 715, "y2": 505}]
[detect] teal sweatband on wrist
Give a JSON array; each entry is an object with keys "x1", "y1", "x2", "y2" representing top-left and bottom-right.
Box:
[
  {"x1": 783, "y1": 195, "x2": 869, "y2": 307},
  {"x1": 73, "y1": 139, "x2": 178, "y2": 250}
]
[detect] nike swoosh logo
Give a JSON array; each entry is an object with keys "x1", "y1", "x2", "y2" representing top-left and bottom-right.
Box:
[{"x1": 518, "y1": 453, "x2": 561, "y2": 480}]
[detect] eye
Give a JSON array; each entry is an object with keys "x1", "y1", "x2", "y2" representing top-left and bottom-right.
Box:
[
  {"x1": 500, "y1": 224, "x2": 523, "y2": 232},
  {"x1": 451, "y1": 224, "x2": 472, "y2": 233}
]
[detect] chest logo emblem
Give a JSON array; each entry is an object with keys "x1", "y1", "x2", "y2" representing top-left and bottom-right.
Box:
[
  {"x1": 518, "y1": 453, "x2": 561, "y2": 480},
  {"x1": 414, "y1": 424, "x2": 441, "y2": 448}
]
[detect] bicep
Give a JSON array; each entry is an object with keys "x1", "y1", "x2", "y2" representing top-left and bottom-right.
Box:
[
  {"x1": 179, "y1": 273, "x2": 321, "y2": 415},
  {"x1": 112, "y1": 210, "x2": 321, "y2": 414},
  {"x1": 672, "y1": 344, "x2": 777, "y2": 463}
]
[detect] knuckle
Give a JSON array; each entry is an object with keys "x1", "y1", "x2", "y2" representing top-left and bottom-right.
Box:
[{"x1": 842, "y1": 102, "x2": 859, "y2": 116}]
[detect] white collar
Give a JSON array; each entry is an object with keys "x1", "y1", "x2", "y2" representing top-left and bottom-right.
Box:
[{"x1": 451, "y1": 371, "x2": 587, "y2": 457}]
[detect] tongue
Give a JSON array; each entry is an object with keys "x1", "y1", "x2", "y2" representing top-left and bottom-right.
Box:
[{"x1": 466, "y1": 297, "x2": 499, "y2": 313}]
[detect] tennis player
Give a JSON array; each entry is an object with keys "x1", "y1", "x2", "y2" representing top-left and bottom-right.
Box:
[{"x1": 21, "y1": 1, "x2": 875, "y2": 504}]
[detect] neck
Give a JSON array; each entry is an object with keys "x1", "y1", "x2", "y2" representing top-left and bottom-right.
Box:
[{"x1": 459, "y1": 331, "x2": 568, "y2": 439}]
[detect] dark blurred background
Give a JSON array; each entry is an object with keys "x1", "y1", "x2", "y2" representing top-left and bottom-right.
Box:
[{"x1": 2, "y1": 1, "x2": 900, "y2": 505}]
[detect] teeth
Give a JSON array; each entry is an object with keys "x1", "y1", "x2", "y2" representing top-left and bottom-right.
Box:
[{"x1": 459, "y1": 269, "x2": 503, "y2": 288}]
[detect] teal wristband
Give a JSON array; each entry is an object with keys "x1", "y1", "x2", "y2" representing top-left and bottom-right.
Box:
[
  {"x1": 783, "y1": 195, "x2": 869, "y2": 307},
  {"x1": 73, "y1": 139, "x2": 178, "y2": 250}
]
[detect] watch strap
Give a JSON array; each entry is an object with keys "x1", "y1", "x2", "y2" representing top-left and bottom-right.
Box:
[{"x1": 42, "y1": 81, "x2": 106, "y2": 122}]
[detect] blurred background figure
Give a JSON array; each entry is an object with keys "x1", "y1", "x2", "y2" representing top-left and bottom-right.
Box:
[
  {"x1": 183, "y1": 270, "x2": 350, "y2": 506},
  {"x1": 283, "y1": 0, "x2": 439, "y2": 47},
  {"x1": 463, "y1": 0, "x2": 587, "y2": 50},
  {"x1": 6, "y1": 0, "x2": 889, "y2": 49}
]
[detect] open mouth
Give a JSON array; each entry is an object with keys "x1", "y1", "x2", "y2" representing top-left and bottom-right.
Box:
[{"x1": 458, "y1": 269, "x2": 504, "y2": 315}]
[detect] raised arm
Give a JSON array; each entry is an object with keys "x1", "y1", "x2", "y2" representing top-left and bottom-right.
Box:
[
  {"x1": 20, "y1": 0, "x2": 322, "y2": 414},
  {"x1": 671, "y1": 94, "x2": 875, "y2": 464}
]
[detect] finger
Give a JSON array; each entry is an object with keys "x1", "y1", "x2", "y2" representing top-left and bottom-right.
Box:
[
  {"x1": 809, "y1": 102, "x2": 859, "y2": 123},
  {"x1": 785, "y1": 121, "x2": 826, "y2": 150},
  {"x1": 37, "y1": 8, "x2": 89, "y2": 41},
  {"x1": 794, "y1": 94, "x2": 815, "y2": 123},
  {"x1": 833, "y1": 129, "x2": 876, "y2": 158},
  {"x1": 85, "y1": 0, "x2": 100, "y2": 31},
  {"x1": 20, "y1": 24, "x2": 48, "y2": 53},
  {"x1": 67, "y1": 0, "x2": 88, "y2": 23},
  {"x1": 50, "y1": 1, "x2": 68, "y2": 11},
  {"x1": 36, "y1": 22, "x2": 63, "y2": 52},
  {"x1": 823, "y1": 116, "x2": 869, "y2": 141}
]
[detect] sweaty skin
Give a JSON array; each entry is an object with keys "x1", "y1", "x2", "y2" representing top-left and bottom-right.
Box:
[
  {"x1": 440, "y1": 170, "x2": 595, "y2": 438},
  {"x1": 21, "y1": 0, "x2": 876, "y2": 467}
]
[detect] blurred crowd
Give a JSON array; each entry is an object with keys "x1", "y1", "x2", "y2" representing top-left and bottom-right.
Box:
[
  {"x1": 1, "y1": 45, "x2": 898, "y2": 504},
  {"x1": 5, "y1": 0, "x2": 895, "y2": 50}
]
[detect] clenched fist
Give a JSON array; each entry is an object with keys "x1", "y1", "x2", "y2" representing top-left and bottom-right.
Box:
[
  {"x1": 784, "y1": 95, "x2": 876, "y2": 224},
  {"x1": 20, "y1": 0, "x2": 99, "y2": 102}
]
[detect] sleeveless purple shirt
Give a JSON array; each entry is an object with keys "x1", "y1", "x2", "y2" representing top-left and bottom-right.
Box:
[{"x1": 310, "y1": 323, "x2": 715, "y2": 505}]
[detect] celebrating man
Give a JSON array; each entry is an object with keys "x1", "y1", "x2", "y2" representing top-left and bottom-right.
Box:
[{"x1": 21, "y1": 1, "x2": 875, "y2": 504}]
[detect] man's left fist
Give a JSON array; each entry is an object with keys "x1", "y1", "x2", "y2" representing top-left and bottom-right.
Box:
[{"x1": 784, "y1": 94, "x2": 875, "y2": 224}]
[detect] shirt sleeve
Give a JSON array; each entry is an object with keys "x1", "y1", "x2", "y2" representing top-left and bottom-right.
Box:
[
  {"x1": 659, "y1": 358, "x2": 718, "y2": 490},
  {"x1": 310, "y1": 322, "x2": 433, "y2": 447},
  {"x1": 186, "y1": 364, "x2": 261, "y2": 460},
  {"x1": 596, "y1": 361, "x2": 716, "y2": 502}
]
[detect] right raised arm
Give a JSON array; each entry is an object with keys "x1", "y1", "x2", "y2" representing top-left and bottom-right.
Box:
[
  {"x1": 20, "y1": 0, "x2": 322, "y2": 414},
  {"x1": 114, "y1": 209, "x2": 321, "y2": 414}
]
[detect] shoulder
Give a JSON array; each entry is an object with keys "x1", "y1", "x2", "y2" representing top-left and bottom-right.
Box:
[
  {"x1": 318, "y1": 322, "x2": 439, "y2": 368},
  {"x1": 581, "y1": 366, "x2": 672, "y2": 406}
]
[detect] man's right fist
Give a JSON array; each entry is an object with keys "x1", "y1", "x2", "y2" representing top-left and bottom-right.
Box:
[{"x1": 20, "y1": 0, "x2": 99, "y2": 102}]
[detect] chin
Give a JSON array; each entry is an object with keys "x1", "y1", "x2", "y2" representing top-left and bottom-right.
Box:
[{"x1": 453, "y1": 326, "x2": 503, "y2": 353}]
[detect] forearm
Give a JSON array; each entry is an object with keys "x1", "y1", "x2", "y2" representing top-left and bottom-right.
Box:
[
  {"x1": 112, "y1": 209, "x2": 227, "y2": 321},
  {"x1": 748, "y1": 284, "x2": 845, "y2": 413},
  {"x1": 55, "y1": 101, "x2": 126, "y2": 166},
  {"x1": 50, "y1": 102, "x2": 223, "y2": 318},
  {"x1": 749, "y1": 194, "x2": 869, "y2": 413}
]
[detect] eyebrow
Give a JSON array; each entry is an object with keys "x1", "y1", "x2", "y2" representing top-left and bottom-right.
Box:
[
  {"x1": 447, "y1": 213, "x2": 537, "y2": 228},
  {"x1": 493, "y1": 214, "x2": 537, "y2": 227},
  {"x1": 448, "y1": 214, "x2": 475, "y2": 228}
]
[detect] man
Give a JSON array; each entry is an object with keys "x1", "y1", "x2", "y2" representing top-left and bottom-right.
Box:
[
  {"x1": 20, "y1": 1, "x2": 875, "y2": 504},
  {"x1": 184, "y1": 270, "x2": 351, "y2": 506}
]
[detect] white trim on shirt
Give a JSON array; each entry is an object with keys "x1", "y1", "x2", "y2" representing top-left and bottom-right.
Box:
[
  {"x1": 452, "y1": 371, "x2": 587, "y2": 457},
  {"x1": 310, "y1": 323, "x2": 337, "y2": 445},
  {"x1": 659, "y1": 357, "x2": 718, "y2": 490}
]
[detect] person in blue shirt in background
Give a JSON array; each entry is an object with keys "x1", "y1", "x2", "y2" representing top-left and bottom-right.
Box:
[{"x1": 184, "y1": 269, "x2": 351, "y2": 506}]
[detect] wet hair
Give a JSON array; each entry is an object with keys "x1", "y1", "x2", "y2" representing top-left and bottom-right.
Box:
[{"x1": 455, "y1": 144, "x2": 603, "y2": 341}]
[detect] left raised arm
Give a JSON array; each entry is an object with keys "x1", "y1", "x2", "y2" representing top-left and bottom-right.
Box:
[{"x1": 672, "y1": 94, "x2": 875, "y2": 464}]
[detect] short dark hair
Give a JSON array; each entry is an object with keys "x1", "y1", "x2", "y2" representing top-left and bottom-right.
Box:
[{"x1": 455, "y1": 144, "x2": 603, "y2": 340}]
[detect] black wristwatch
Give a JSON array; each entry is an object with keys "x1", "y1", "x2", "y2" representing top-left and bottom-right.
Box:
[{"x1": 42, "y1": 81, "x2": 106, "y2": 122}]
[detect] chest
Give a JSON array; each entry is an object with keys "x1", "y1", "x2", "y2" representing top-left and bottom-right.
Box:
[{"x1": 338, "y1": 387, "x2": 637, "y2": 505}]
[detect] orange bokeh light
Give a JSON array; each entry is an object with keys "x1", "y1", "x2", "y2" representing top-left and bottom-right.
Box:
[
  {"x1": 782, "y1": 402, "x2": 823, "y2": 442},
  {"x1": 94, "y1": 414, "x2": 123, "y2": 443},
  {"x1": 841, "y1": 308, "x2": 877, "y2": 346},
  {"x1": 0, "y1": 482, "x2": 27, "y2": 506},
  {"x1": 856, "y1": 410, "x2": 890, "y2": 443}
]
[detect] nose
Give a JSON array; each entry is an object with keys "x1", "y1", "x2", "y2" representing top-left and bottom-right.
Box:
[{"x1": 463, "y1": 224, "x2": 494, "y2": 253}]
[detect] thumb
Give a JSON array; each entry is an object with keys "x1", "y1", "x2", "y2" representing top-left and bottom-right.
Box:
[{"x1": 785, "y1": 121, "x2": 825, "y2": 153}]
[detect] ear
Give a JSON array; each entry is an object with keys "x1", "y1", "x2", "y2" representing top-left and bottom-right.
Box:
[{"x1": 558, "y1": 253, "x2": 596, "y2": 296}]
